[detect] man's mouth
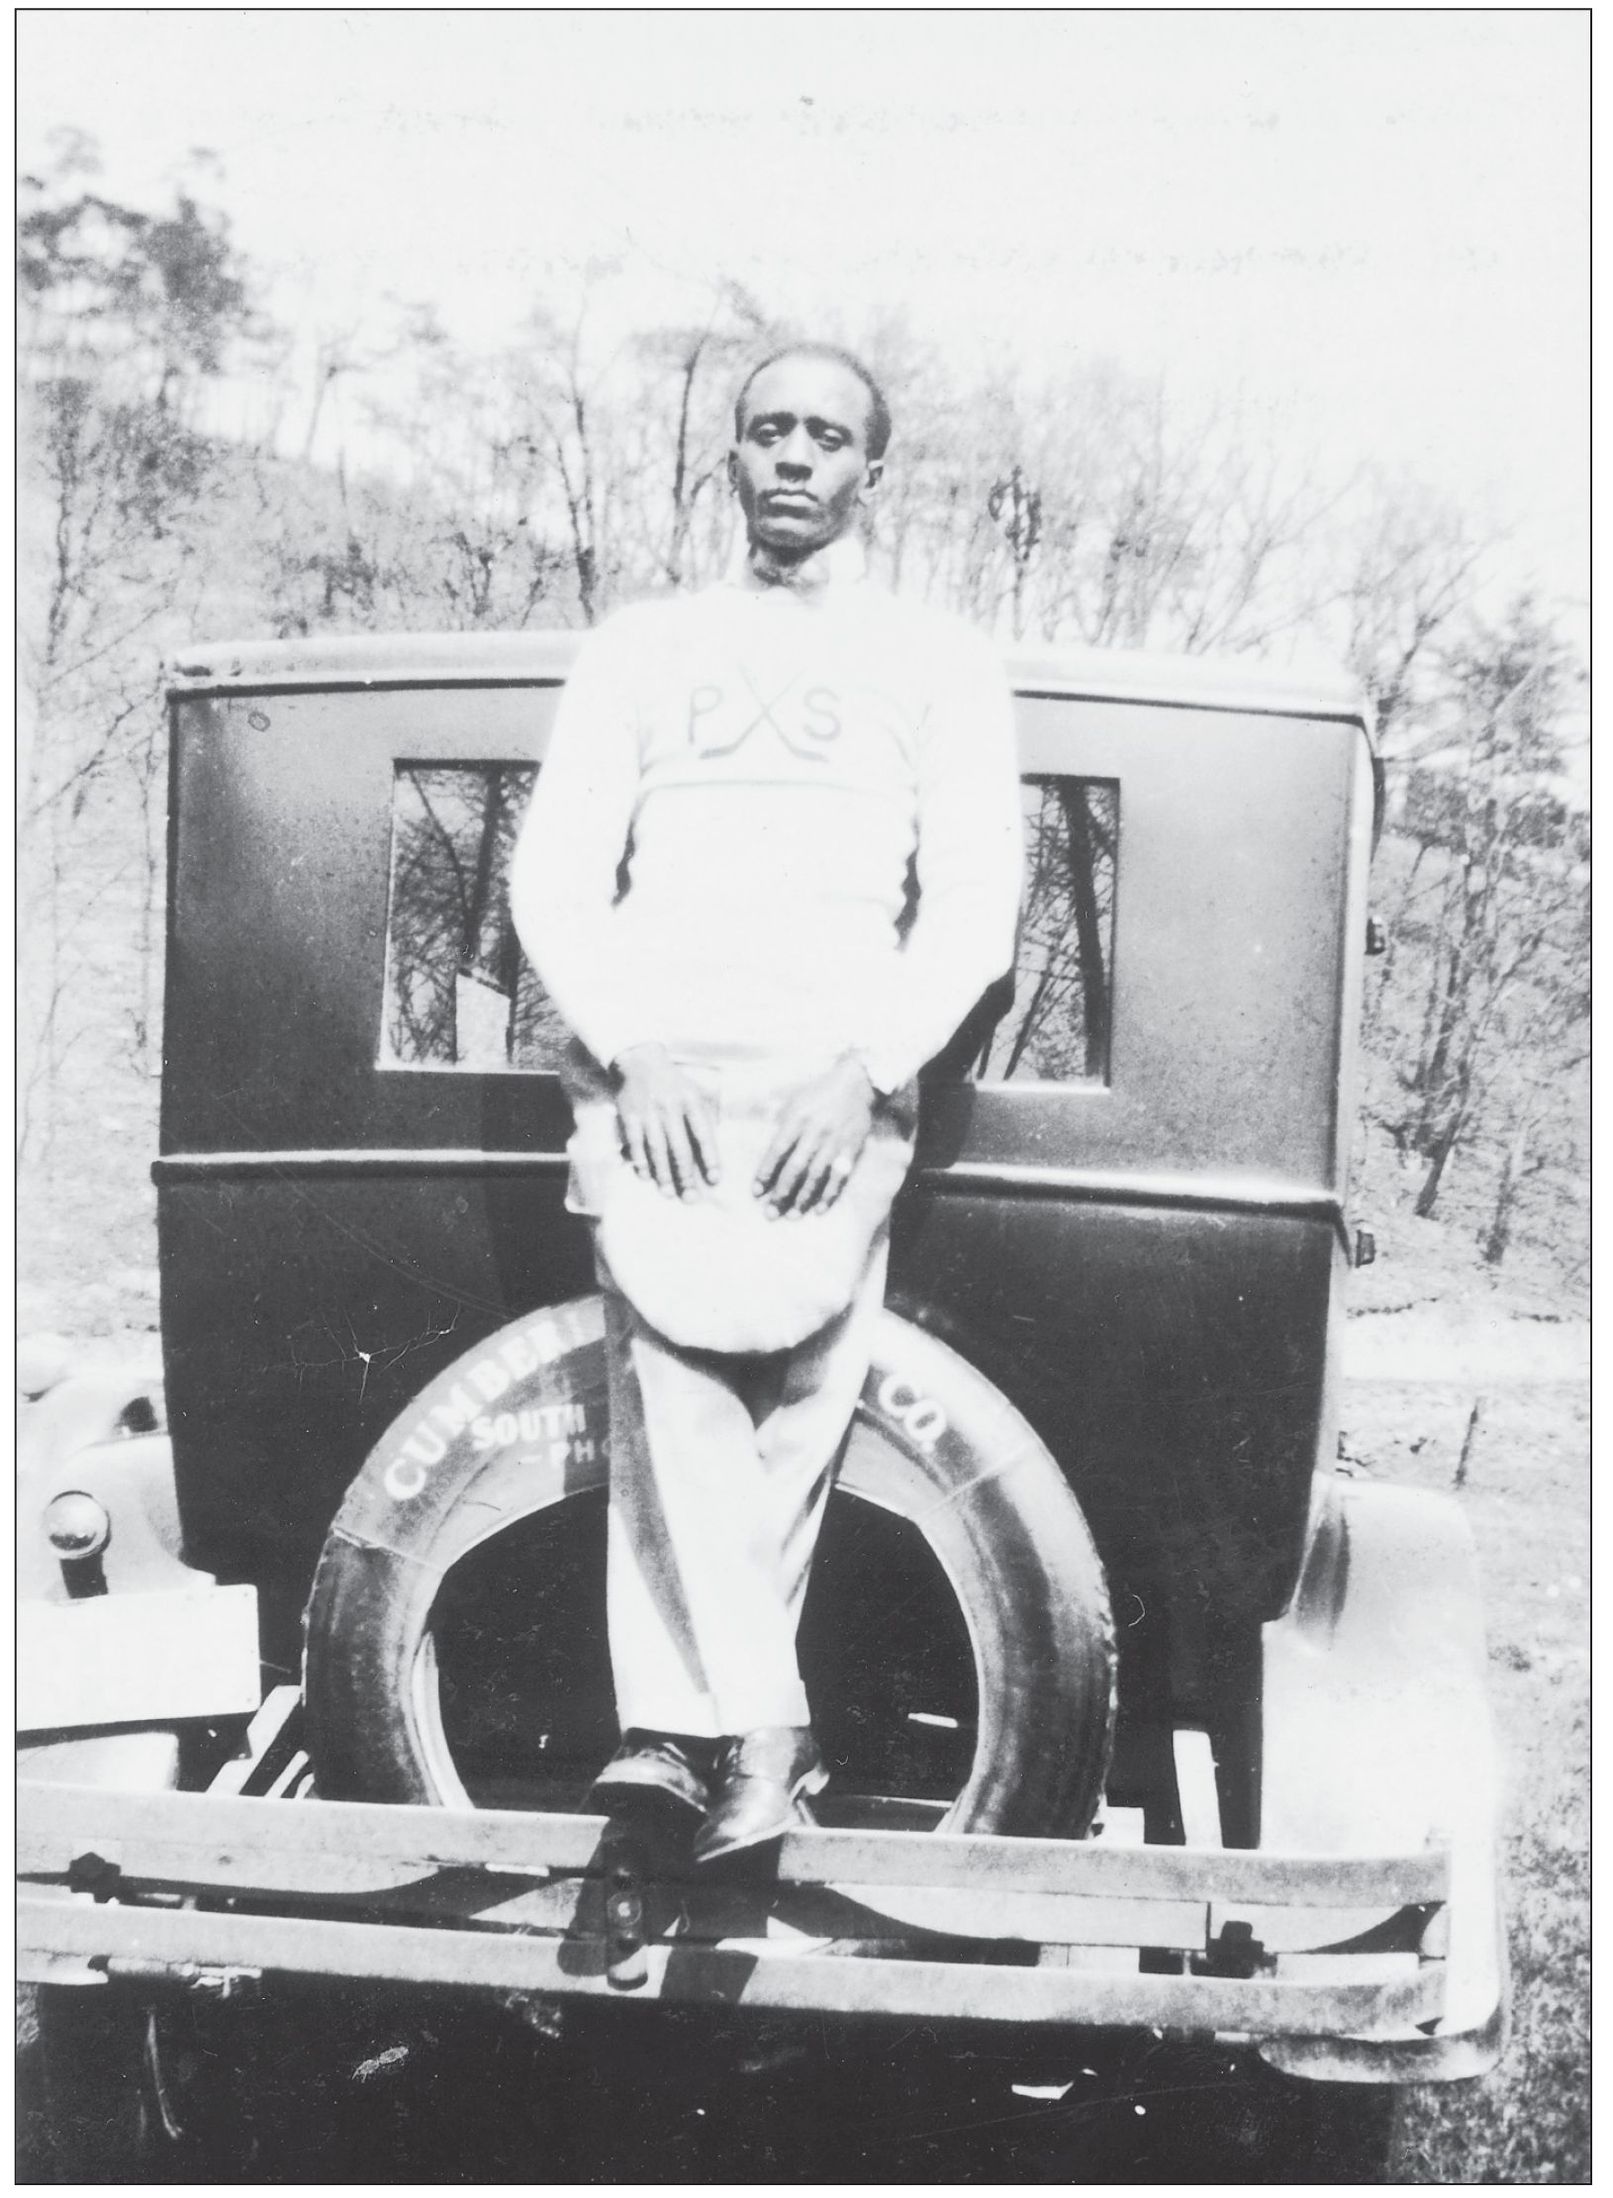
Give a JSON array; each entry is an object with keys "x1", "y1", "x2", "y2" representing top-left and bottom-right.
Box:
[{"x1": 762, "y1": 492, "x2": 818, "y2": 512}]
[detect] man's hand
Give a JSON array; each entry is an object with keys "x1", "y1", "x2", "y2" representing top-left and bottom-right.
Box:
[
  {"x1": 754, "y1": 1056, "x2": 876, "y2": 1218},
  {"x1": 613, "y1": 1044, "x2": 720, "y2": 1199}
]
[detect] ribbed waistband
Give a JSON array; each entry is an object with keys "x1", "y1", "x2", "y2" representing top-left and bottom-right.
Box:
[{"x1": 560, "y1": 1036, "x2": 913, "y2": 1115}]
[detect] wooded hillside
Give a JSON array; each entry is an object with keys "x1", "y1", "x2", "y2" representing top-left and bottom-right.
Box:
[{"x1": 17, "y1": 147, "x2": 1588, "y2": 1328}]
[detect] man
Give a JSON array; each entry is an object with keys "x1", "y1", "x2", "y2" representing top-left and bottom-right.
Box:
[{"x1": 510, "y1": 343, "x2": 1022, "y2": 1860}]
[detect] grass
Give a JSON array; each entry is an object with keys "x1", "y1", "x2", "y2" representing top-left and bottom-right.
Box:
[{"x1": 1341, "y1": 1380, "x2": 1590, "y2": 2183}]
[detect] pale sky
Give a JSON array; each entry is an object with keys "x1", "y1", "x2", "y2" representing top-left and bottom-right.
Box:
[{"x1": 18, "y1": 9, "x2": 1589, "y2": 613}]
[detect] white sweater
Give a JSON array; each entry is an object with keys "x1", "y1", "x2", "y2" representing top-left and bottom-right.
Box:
[{"x1": 509, "y1": 546, "x2": 1023, "y2": 1094}]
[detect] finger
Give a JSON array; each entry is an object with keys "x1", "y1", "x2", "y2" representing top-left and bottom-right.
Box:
[
  {"x1": 755, "y1": 1116, "x2": 804, "y2": 1198},
  {"x1": 663, "y1": 1106, "x2": 703, "y2": 1200},
  {"x1": 686, "y1": 1090, "x2": 722, "y2": 1186},
  {"x1": 621, "y1": 1112, "x2": 655, "y2": 1184},
  {"x1": 654, "y1": 1116, "x2": 687, "y2": 1198},
  {"x1": 771, "y1": 1137, "x2": 822, "y2": 1217},
  {"x1": 641, "y1": 1110, "x2": 678, "y2": 1194},
  {"x1": 793, "y1": 1164, "x2": 834, "y2": 1216},
  {"x1": 816, "y1": 1150, "x2": 856, "y2": 1212},
  {"x1": 806, "y1": 1137, "x2": 858, "y2": 1213},
  {"x1": 790, "y1": 1136, "x2": 838, "y2": 1215}
]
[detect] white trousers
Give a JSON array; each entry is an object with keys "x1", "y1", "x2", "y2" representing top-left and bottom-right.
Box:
[{"x1": 598, "y1": 1237, "x2": 889, "y2": 1738}]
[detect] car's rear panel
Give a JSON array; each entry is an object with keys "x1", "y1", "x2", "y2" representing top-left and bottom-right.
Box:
[{"x1": 158, "y1": 644, "x2": 1372, "y2": 1754}]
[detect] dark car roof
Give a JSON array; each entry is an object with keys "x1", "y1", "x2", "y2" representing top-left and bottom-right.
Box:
[{"x1": 166, "y1": 629, "x2": 1368, "y2": 727}]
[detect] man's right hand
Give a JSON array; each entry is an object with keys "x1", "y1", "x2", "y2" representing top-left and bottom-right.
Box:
[{"x1": 612, "y1": 1044, "x2": 721, "y2": 1199}]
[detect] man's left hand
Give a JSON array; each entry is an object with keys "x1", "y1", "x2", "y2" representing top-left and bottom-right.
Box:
[{"x1": 754, "y1": 1056, "x2": 877, "y2": 1217}]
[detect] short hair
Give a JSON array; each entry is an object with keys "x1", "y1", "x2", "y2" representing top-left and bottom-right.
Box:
[{"x1": 732, "y1": 343, "x2": 892, "y2": 462}]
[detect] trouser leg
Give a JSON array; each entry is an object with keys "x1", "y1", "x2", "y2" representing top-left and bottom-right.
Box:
[
  {"x1": 751, "y1": 1234, "x2": 891, "y2": 1639},
  {"x1": 599, "y1": 1239, "x2": 889, "y2": 1739}
]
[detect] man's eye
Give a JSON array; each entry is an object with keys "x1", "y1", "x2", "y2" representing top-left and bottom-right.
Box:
[{"x1": 817, "y1": 431, "x2": 848, "y2": 450}]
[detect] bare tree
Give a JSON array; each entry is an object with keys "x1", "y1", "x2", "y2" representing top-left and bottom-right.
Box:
[
  {"x1": 630, "y1": 282, "x2": 771, "y2": 589},
  {"x1": 1369, "y1": 599, "x2": 1587, "y2": 1231},
  {"x1": 18, "y1": 145, "x2": 263, "y2": 1164},
  {"x1": 867, "y1": 352, "x2": 1333, "y2": 657},
  {"x1": 1340, "y1": 477, "x2": 1492, "y2": 751}
]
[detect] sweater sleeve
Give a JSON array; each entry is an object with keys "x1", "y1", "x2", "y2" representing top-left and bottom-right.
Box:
[
  {"x1": 507, "y1": 616, "x2": 646, "y2": 1070},
  {"x1": 854, "y1": 628, "x2": 1024, "y2": 1092}
]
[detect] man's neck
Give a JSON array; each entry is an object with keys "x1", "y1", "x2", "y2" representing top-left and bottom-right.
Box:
[{"x1": 730, "y1": 532, "x2": 868, "y2": 596}]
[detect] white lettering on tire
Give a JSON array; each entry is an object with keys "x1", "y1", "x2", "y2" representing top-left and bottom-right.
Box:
[
  {"x1": 391, "y1": 1389, "x2": 597, "y2": 1495},
  {"x1": 876, "y1": 1374, "x2": 948, "y2": 1450},
  {"x1": 383, "y1": 1456, "x2": 429, "y2": 1500}
]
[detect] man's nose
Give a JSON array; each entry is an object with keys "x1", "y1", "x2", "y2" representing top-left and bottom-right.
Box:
[{"x1": 774, "y1": 427, "x2": 815, "y2": 478}]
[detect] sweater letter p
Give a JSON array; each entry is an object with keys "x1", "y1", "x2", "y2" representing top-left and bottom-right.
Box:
[{"x1": 686, "y1": 683, "x2": 724, "y2": 748}]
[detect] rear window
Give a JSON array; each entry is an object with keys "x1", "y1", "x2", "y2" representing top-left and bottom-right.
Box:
[
  {"x1": 379, "y1": 764, "x2": 1117, "y2": 1086},
  {"x1": 978, "y1": 777, "x2": 1117, "y2": 1085},
  {"x1": 380, "y1": 763, "x2": 567, "y2": 1073}
]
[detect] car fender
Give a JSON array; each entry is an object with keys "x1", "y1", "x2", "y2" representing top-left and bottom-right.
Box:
[
  {"x1": 18, "y1": 1358, "x2": 191, "y2": 1600},
  {"x1": 1257, "y1": 1476, "x2": 1508, "y2": 2080},
  {"x1": 18, "y1": 1359, "x2": 261, "y2": 1748}
]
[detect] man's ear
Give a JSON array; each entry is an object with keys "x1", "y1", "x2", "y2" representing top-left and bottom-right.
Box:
[
  {"x1": 726, "y1": 450, "x2": 740, "y2": 493},
  {"x1": 860, "y1": 459, "x2": 885, "y2": 505}
]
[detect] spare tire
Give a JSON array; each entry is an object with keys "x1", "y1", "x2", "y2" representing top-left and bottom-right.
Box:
[{"x1": 304, "y1": 1295, "x2": 1114, "y2": 1841}]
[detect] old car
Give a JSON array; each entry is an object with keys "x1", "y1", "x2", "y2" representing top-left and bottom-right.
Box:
[{"x1": 19, "y1": 627, "x2": 1506, "y2": 2175}]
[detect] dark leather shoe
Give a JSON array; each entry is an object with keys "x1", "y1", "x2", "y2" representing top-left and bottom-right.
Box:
[
  {"x1": 692, "y1": 1726, "x2": 829, "y2": 1863},
  {"x1": 588, "y1": 1731, "x2": 715, "y2": 1817}
]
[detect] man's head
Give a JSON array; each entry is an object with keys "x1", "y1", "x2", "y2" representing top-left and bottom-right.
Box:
[{"x1": 729, "y1": 344, "x2": 890, "y2": 561}]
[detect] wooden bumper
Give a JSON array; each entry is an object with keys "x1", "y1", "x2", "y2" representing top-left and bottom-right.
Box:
[{"x1": 20, "y1": 1776, "x2": 1449, "y2": 2040}]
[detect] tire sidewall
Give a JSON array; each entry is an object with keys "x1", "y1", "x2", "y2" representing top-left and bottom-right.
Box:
[{"x1": 304, "y1": 1296, "x2": 1114, "y2": 1837}]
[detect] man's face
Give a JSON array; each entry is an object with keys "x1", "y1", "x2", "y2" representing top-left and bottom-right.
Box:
[{"x1": 729, "y1": 354, "x2": 882, "y2": 560}]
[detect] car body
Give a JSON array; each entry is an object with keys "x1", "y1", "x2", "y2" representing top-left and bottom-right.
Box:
[{"x1": 20, "y1": 628, "x2": 1507, "y2": 2097}]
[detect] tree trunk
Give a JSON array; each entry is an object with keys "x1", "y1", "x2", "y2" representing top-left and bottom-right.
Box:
[
  {"x1": 1416, "y1": 930, "x2": 1466, "y2": 1108},
  {"x1": 1056, "y1": 782, "x2": 1111, "y2": 1079},
  {"x1": 461, "y1": 770, "x2": 507, "y2": 973},
  {"x1": 1482, "y1": 1117, "x2": 1533, "y2": 1266},
  {"x1": 1000, "y1": 961, "x2": 1057, "y2": 1080},
  {"x1": 665, "y1": 344, "x2": 701, "y2": 588},
  {"x1": 1413, "y1": 1112, "x2": 1462, "y2": 1218}
]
